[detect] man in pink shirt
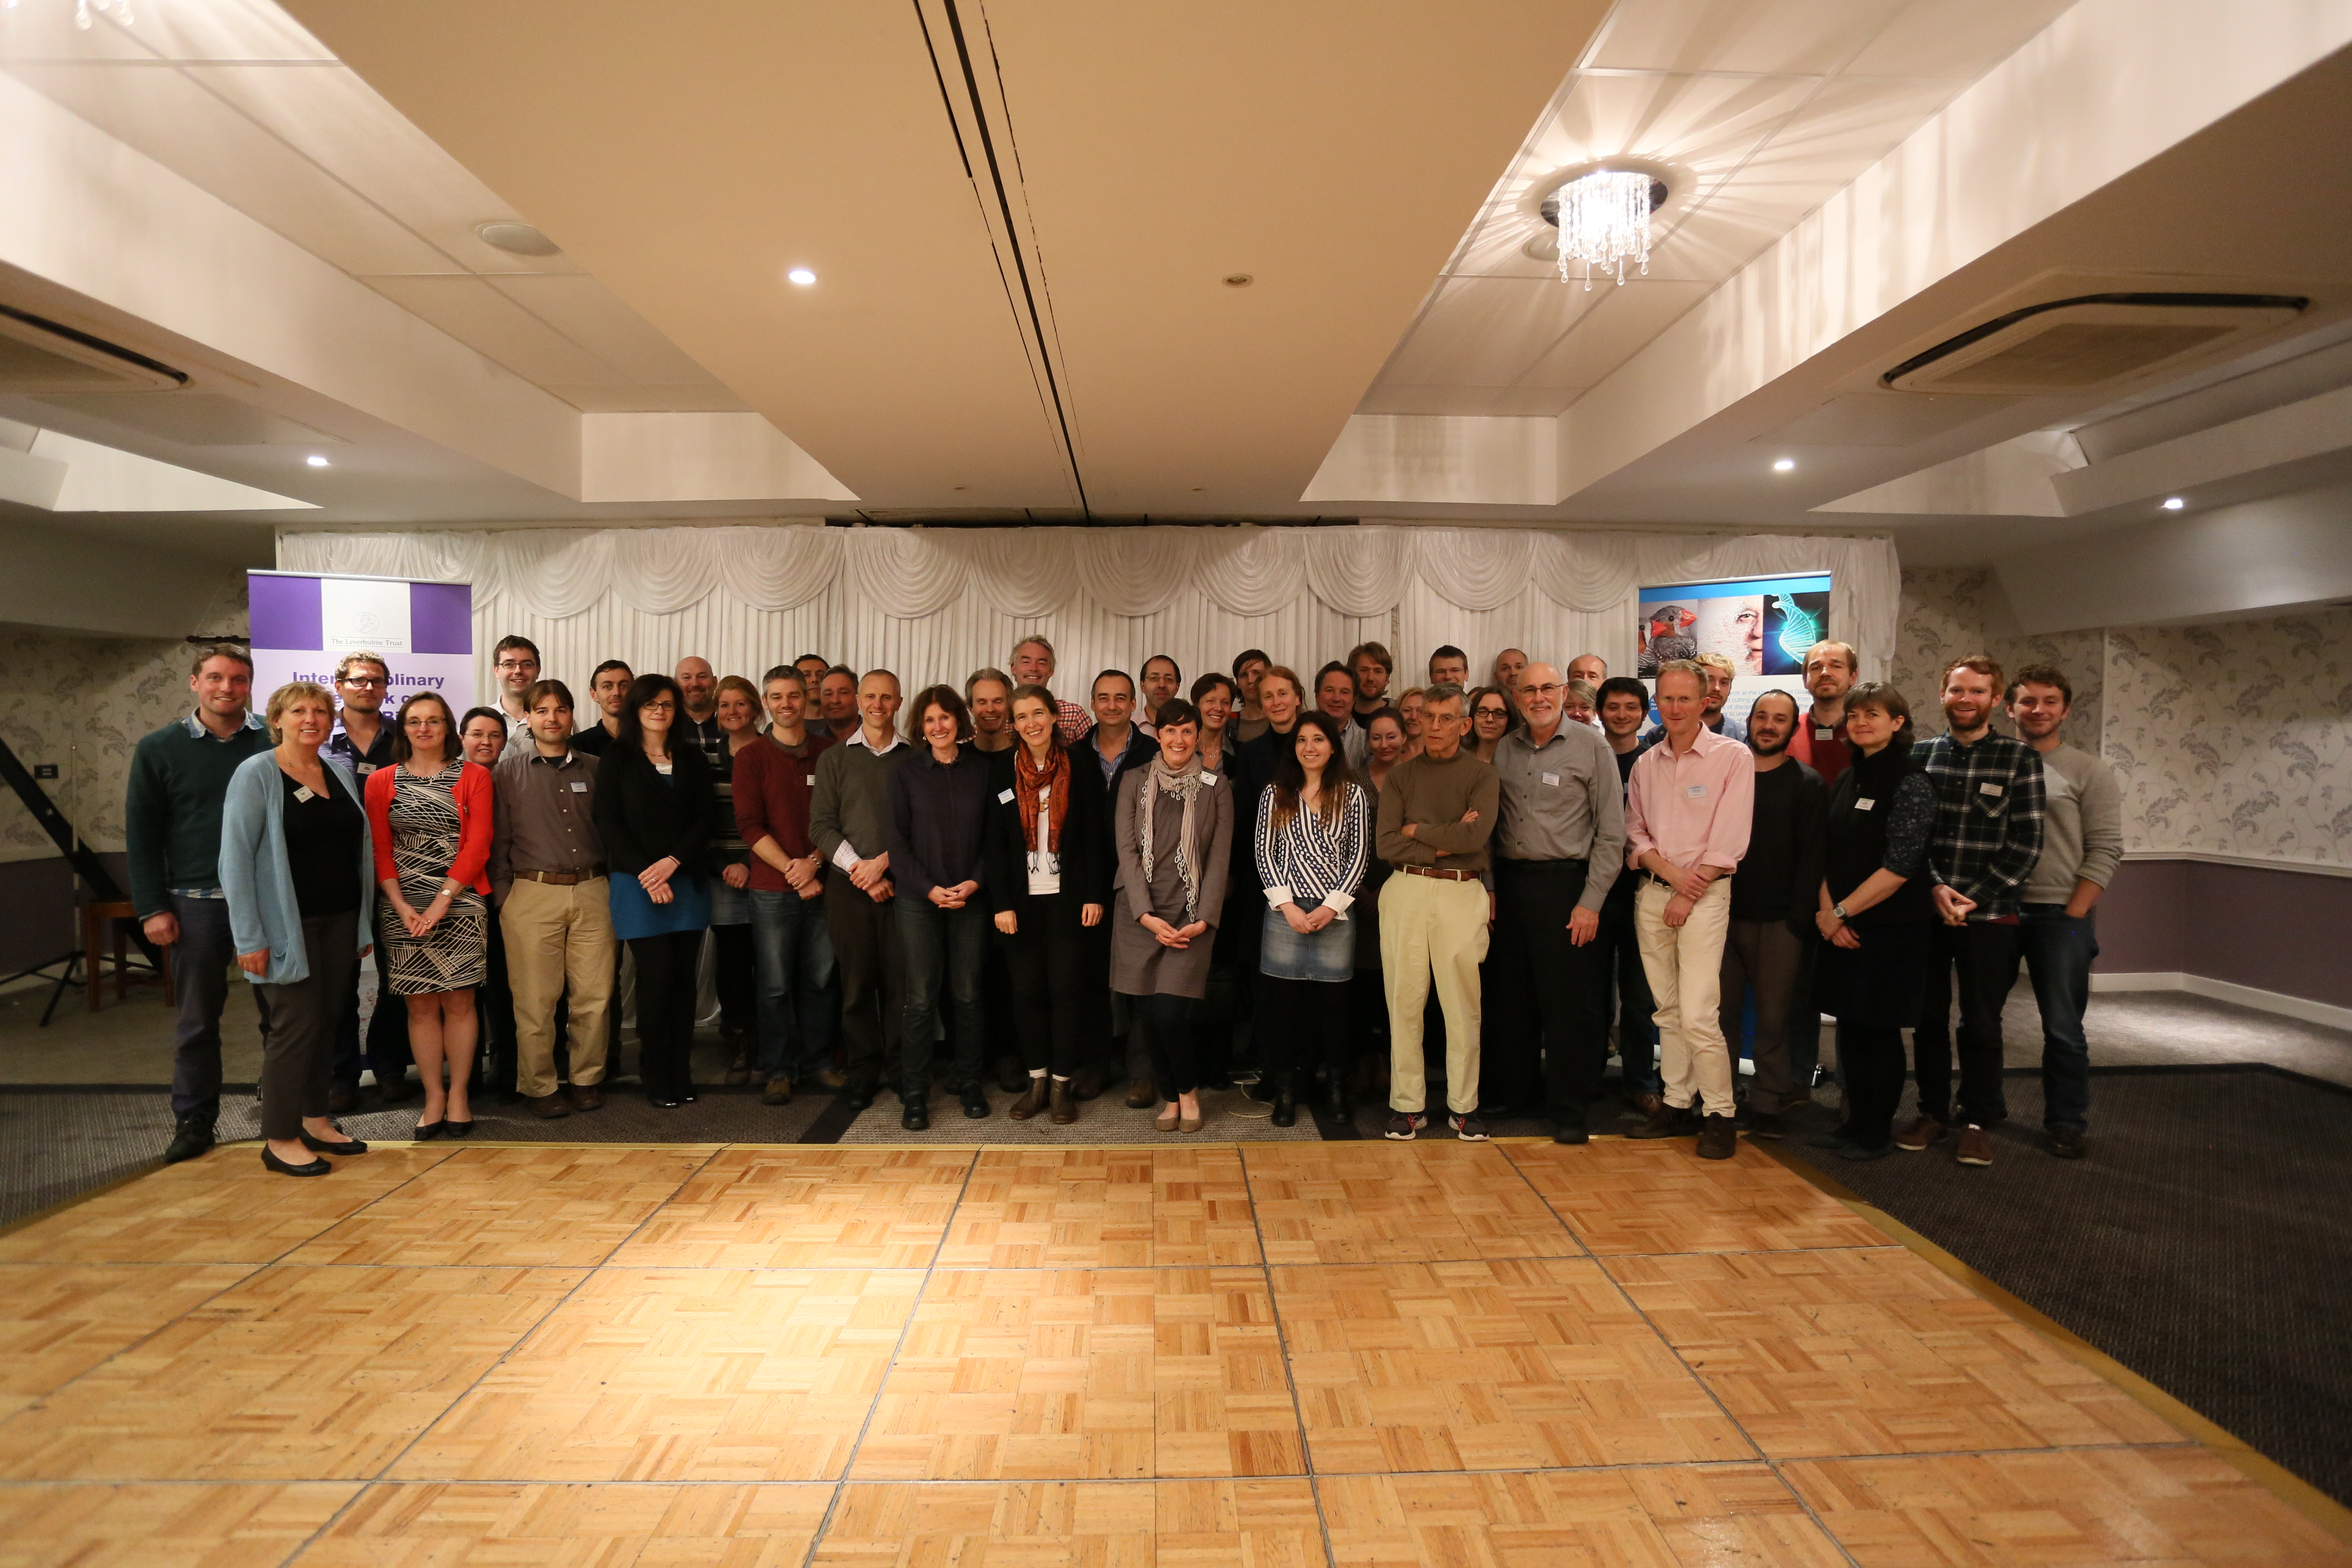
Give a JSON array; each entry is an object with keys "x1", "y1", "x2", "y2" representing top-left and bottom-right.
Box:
[{"x1": 1622, "y1": 659, "x2": 1754, "y2": 1158}]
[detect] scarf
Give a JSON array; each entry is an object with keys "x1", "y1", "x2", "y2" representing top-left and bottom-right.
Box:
[
  {"x1": 1014, "y1": 743, "x2": 1070, "y2": 853},
  {"x1": 1136, "y1": 749, "x2": 1206, "y2": 922}
]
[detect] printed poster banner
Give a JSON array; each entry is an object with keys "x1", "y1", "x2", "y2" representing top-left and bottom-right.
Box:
[
  {"x1": 247, "y1": 570, "x2": 474, "y2": 710},
  {"x1": 1636, "y1": 571, "x2": 1829, "y2": 726}
]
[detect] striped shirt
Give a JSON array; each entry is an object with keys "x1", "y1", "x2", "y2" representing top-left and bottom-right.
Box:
[{"x1": 1253, "y1": 781, "x2": 1370, "y2": 916}]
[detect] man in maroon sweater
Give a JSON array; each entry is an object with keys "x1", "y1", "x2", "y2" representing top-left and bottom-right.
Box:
[{"x1": 735, "y1": 665, "x2": 839, "y2": 1103}]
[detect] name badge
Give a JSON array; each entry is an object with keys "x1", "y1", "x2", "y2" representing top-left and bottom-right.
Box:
[
  {"x1": 1855, "y1": 798, "x2": 1875, "y2": 812},
  {"x1": 570, "y1": 781, "x2": 588, "y2": 793},
  {"x1": 354, "y1": 762, "x2": 375, "y2": 775},
  {"x1": 293, "y1": 785, "x2": 316, "y2": 803},
  {"x1": 998, "y1": 788, "x2": 1016, "y2": 805},
  {"x1": 1685, "y1": 784, "x2": 1706, "y2": 799},
  {"x1": 1540, "y1": 772, "x2": 1559, "y2": 787},
  {"x1": 805, "y1": 774, "x2": 816, "y2": 787},
  {"x1": 1978, "y1": 782, "x2": 2004, "y2": 797},
  {"x1": 1201, "y1": 772, "x2": 1218, "y2": 786}
]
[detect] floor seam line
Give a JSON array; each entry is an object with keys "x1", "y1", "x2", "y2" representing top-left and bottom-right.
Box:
[{"x1": 1241, "y1": 1143, "x2": 1343, "y2": 1568}]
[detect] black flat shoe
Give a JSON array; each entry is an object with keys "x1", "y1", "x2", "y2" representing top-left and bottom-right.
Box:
[
  {"x1": 1269, "y1": 1090, "x2": 1297, "y2": 1128},
  {"x1": 300, "y1": 1127, "x2": 367, "y2": 1157},
  {"x1": 413, "y1": 1120, "x2": 445, "y2": 1142},
  {"x1": 444, "y1": 1119, "x2": 474, "y2": 1139},
  {"x1": 1839, "y1": 1141, "x2": 1896, "y2": 1161},
  {"x1": 648, "y1": 1095, "x2": 684, "y2": 1109},
  {"x1": 960, "y1": 1087, "x2": 989, "y2": 1119},
  {"x1": 902, "y1": 1104, "x2": 930, "y2": 1131},
  {"x1": 1551, "y1": 1124, "x2": 1590, "y2": 1145},
  {"x1": 262, "y1": 1147, "x2": 330, "y2": 1177}
]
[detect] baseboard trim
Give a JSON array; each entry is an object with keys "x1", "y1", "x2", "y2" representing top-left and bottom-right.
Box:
[{"x1": 2092, "y1": 971, "x2": 2352, "y2": 1032}]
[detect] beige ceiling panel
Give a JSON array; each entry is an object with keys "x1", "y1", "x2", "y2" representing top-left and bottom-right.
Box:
[
  {"x1": 0, "y1": 6, "x2": 154, "y2": 63},
  {"x1": 1518, "y1": 279, "x2": 1718, "y2": 387},
  {"x1": 1380, "y1": 276, "x2": 1609, "y2": 388},
  {"x1": 1530, "y1": 71, "x2": 1816, "y2": 185},
  {"x1": 1644, "y1": 190, "x2": 1819, "y2": 281},
  {"x1": 485, "y1": 275, "x2": 724, "y2": 387},
  {"x1": 286, "y1": 0, "x2": 1080, "y2": 508},
  {"x1": 97, "y1": 0, "x2": 335, "y2": 61},
  {"x1": 543, "y1": 383, "x2": 753, "y2": 414},
  {"x1": 1358, "y1": 384, "x2": 1585, "y2": 417},
  {"x1": 1843, "y1": 0, "x2": 2081, "y2": 79},
  {"x1": 0, "y1": 61, "x2": 450, "y2": 275},
  {"x1": 362, "y1": 276, "x2": 624, "y2": 386},
  {"x1": 184, "y1": 62, "x2": 576, "y2": 275},
  {"x1": 1736, "y1": 74, "x2": 1962, "y2": 191},
  {"x1": 1588, "y1": 0, "x2": 1910, "y2": 75}
]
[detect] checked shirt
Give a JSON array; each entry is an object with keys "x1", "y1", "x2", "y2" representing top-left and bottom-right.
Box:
[{"x1": 1912, "y1": 730, "x2": 2045, "y2": 920}]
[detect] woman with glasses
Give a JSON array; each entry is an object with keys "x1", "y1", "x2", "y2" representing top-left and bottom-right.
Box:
[
  {"x1": 364, "y1": 691, "x2": 493, "y2": 1137},
  {"x1": 1467, "y1": 685, "x2": 1518, "y2": 764},
  {"x1": 593, "y1": 674, "x2": 718, "y2": 1108},
  {"x1": 711, "y1": 674, "x2": 763, "y2": 1086}
]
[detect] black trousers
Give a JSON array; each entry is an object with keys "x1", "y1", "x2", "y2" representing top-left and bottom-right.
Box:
[
  {"x1": 1258, "y1": 974, "x2": 1349, "y2": 1085},
  {"x1": 825, "y1": 878, "x2": 903, "y2": 1093},
  {"x1": 255, "y1": 911, "x2": 357, "y2": 1141},
  {"x1": 1914, "y1": 919, "x2": 2018, "y2": 1128},
  {"x1": 628, "y1": 930, "x2": 703, "y2": 1101},
  {"x1": 1000, "y1": 902, "x2": 1091, "y2": 1078},
  {"x1": 1139, "y1": 993, "x2": 1201, "y2": 1096},
  {"x1": 168, "y1": 893, "x2": 270, "y2": 1122},
  {"x1": 1834, "y1": 1022, "x2": 1907, "y2": 1152},
  {"x1": 1596, "y1": 872, "x2": 1657, "y2": 1094},
  {"x1": 713, "y1": 924, "x2": 757, "y2": 1050},
  {"x1": 331, "y1": 937, "x2": 410, "y2": 1092},
  {"x1": 1487, "y1": 859, "x2": 1612, "y2": 1128}
]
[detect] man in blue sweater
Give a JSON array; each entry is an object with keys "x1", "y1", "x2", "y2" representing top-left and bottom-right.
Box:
[{"x1": 126, "y1": 644, "x2": 272, "y2": 1163}]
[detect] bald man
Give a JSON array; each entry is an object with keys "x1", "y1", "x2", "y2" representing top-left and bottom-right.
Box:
[
  {"x1": 1567, "y1": 654, "x2": 1607, "y2": 689},
  {"x1": 674, "y1": 655, "x2": 725, "y2": 764}
]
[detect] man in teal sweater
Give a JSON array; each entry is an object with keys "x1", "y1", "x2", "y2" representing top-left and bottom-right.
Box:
[{"x1": 126, "y1": 645, "x2": 271, "y2": 1163}]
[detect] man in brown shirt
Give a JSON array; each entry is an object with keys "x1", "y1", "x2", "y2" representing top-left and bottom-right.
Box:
[
  {"x1": 1374, "y1": 683, "x2": 1501, "y2": 1141},
  {"x1": 489, "y1": 680, "x2": 616, "y2": 1118}
]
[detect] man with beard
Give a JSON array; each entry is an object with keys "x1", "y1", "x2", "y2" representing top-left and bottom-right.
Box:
[
  {"x1": 1900, "y1": 655, "x2": 2045, "y2": 1169},
  {"x1": 1787, "y1": 640, "x2": 1858, "y2": 787},
  {"x1": 1715, "y1": 690, "x2": 1824, "y2": 1139}
]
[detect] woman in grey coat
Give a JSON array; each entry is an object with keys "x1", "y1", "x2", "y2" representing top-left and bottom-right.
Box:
[{"x1": 1110, "y1": 699, "x2": 1233, "y2": 1132}]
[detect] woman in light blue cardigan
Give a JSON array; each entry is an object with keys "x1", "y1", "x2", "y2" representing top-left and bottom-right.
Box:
[{"x1": 219, "y1": 681, "x2": 377, "y2": 1176}]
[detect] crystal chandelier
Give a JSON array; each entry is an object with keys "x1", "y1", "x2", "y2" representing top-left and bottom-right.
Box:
[
  {"x1": 1, "y1": 0, "x2": 134, "y2": 28},
  {"x1": 1552, "y1": 169, "x2": 1653, "y2": 291}
]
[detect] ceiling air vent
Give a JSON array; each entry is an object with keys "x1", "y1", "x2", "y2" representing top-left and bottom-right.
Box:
[
  {"x1": 0, "y1": 305, "x2": 188, "y2": 394},
  {"x1": 1883, "y1": 293, "x2": 2306, "y2": 395}
]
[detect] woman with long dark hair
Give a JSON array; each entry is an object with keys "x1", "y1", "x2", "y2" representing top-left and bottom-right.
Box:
[
  {"x1": 1111, "y1": 698, "x2": 1234, "y2": 1133},
  {"x1": 1253, "y1": 710, "x2": 1368, "y2": 1125},
  {"x1": 886, "y1": 683, "x2": 993, "y2": 1129},
  {"x1": 985, "y1": 683, "x2": 1109, "y2": 1123},
  {"x1": 592, "y1": 673, "x2": 718, "y2": 1108},
  {"x1": 1811, "y1": 682, "x2": 1937, "y2": 1160},
  {"x1": 1468, "y1": 685, "x2": 1518, "y2": 764},
  {"x1": 364, "y1": 690, "x2": 493, "y2": 1136}
]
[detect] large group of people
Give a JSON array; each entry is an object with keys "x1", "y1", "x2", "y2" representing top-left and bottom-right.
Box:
[{"x1": 124, "y1": 625, "x2": 2118, "y2": 1174}]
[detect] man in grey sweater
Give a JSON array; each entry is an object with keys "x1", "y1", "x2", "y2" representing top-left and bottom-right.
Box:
[{"x1": 2005, "y1": 664, "x2": 2122, "y2": 1160}]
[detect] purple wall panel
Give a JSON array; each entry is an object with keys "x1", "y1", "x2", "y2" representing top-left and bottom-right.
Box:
[{"x1": 2095, "y1": 858, "x2": 2350, "y2": 1007}]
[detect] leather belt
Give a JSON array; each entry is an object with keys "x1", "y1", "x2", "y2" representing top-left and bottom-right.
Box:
[
  {"x1": 514, "y1": 866, "x2": 607, "y2": 886},
  {"x1": 1400, "y1": 864, "x2": 1481, "y2": 882}
]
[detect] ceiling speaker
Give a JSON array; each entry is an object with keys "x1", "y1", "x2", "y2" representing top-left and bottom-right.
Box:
[{"x1": 1884, "y1": 294, "x2": 2306, "y2": 395}]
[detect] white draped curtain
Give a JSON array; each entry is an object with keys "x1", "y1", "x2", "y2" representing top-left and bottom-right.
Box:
[{"x1": 276, "y1": 522, "x2": 1899, "y2": 706}]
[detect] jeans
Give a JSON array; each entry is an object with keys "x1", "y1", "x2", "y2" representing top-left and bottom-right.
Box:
[
  {"x1": 1599, "y1": 874, "x2": 1658, "y2": 1095},
  {"x1": 897, "y1": 897, "x2": 987, "y2": 1093},
  {"x1": 254, "y1": 910, "x2": 356, "y2": 1141},
  {"x1": 168, "y1": 893, "x2": 270, "y2": 1122},
  {"x1": 1914, "y1": 919, "x2": 2019, "y2": 1129},
  {"x1": 750, "y1": 888, "x2": 839, "y2": 1083},
  {"x1": 1488, "y1": 859, "x2": 1612, "y2": 1128},
  {"x1": 2012, "y1": 903, "x2": 2097, "y2": 1130}
]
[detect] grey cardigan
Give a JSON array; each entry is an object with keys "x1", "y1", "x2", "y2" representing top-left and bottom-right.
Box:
[{"x1": 218, "y1": 750, "x2": 375, "y2": 986}]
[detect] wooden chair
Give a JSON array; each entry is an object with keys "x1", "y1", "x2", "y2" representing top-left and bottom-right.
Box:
[{"x1": 80, "y1": 899, "x2": 174, "y2": 1012}]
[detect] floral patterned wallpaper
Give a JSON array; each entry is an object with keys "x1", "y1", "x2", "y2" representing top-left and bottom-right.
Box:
[
  {"x1": 1892, "y1": 566, "x2": 2105, "y2": 749},
  {"x1": 2104, "y1": 609, "x2": 2352, "y2": 867}
]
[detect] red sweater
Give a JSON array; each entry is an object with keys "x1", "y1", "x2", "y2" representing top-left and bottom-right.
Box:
[
  {"x1": 732, "y1": 728, "x2": 835, "y2": 892},
  {"x1": 363, "y1": 759, "x2": 495, "y2": 895}
]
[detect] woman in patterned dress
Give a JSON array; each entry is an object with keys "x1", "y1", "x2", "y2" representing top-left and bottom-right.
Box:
[{"x1": 364, "y1": 691, "x2": 494, "y2": 1138}]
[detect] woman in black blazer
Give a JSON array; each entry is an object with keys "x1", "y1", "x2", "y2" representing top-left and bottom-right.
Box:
[
  {"x1": 591, "y1": 674, "x2": 719, "y2": 1107},
  {"x1": 984, "y1": 683, "x2": 1110, "y2": 1123}
]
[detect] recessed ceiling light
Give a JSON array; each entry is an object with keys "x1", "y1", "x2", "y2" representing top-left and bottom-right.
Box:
[
  {"x1": 475, "y1": 221, "x2": 560, "y2": 257},
  {"x1": 787, "y1": 268, "x2": 817, "y2": 286},
  {"x1": 1772, "y1": 457, "x2": 1795, "y2": 472},
  {"x1": 305, "y1": 454, "x2": 330, "y2": 468},
  {"x1": 2162, "y1": 496, "x2": 2186, "y2": 510}
]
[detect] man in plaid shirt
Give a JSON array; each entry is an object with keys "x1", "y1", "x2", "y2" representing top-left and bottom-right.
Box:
[{"x1": 1899, "y1": 654, "x2": 2044, "y2": 1168}]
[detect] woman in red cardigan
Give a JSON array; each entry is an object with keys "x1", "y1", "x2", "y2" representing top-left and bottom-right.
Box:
[{"x1": 364, "y1": 692, "x2": 494, "y2": 1136}]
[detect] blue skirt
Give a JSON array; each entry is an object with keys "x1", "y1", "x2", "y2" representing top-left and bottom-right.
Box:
[
  {"x1": 609, "y1": 869, "x2": 713, "y2": 941},
  {"x1": 1259, "y1": 911, "x2": 1354, "y2": 983}
]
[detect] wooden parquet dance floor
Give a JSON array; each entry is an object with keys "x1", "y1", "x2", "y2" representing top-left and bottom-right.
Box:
[{"x1": 0, "y1": 1137, "x2": 2344, "y2": 1566}]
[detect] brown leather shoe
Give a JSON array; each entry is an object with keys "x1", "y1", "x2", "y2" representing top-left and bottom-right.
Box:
[
  {"x1": 1124, "y1": 1079, "x2": 1158, "y2": 1109},
  {"x1": 1696, "y1": 1113, "x2": 1737, "y2": 1161},
  {"x1": 1625, "y1": 1102, "x2": 1696, "y2": 1139},
  {"x1": 761, "y1": 1077, "x2": 793, "y2": 1106},
  {"x1": 1071, "y1": 1067, "x2": 1106, "y2": 1102},
  {"x1": 527, "y1": 1091, "x2": 570, "y2": 1120},
  {"x1": 567, "y1": 1083, "x2": 603, "y2": 1113},
  {"x1": 1623, "y1": 1090, "x2": 1664, "y2": 1121},
  {"x1": 1007, "y1": 1078, "x2": 1049, "y2": 1121},
  {"x1": 1955, "y1": 1124, "x2": 1994, "y2": 1166},
  {"x1": 1050, "y1": 1078, "x2": 1077, "y2": 1125},
  {"x1": 2046, "y1": 1125, "x2": 2085, "y2": 1160},
  {"x1": 1894, "y1": 1113, "x2": 1945, "y2": 1151},
  {"x1": 724, "y1": 1049, "x2": 753, "y2": 1088}
]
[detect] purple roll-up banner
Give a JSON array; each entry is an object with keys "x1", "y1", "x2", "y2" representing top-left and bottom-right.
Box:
[{"x1": 247, "y1": 570, "x2": 475, "y2": 711}]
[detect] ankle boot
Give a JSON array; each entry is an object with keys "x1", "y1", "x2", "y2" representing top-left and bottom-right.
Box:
[
  {"x1": 1050, "y1": 1078, "x2": 1077, "y2": 1124},
  {"x1": 1270, "y1": 1073, "x2": 1297, "y2": 1128},
  {"x1": 1008, "y1": 1078, "x2": 1050, "y2": 1121}
]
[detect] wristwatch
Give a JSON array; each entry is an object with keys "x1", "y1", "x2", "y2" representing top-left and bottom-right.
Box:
[{"x1": 1831, "y1": 902, "x2": 1850, "y2": 922}]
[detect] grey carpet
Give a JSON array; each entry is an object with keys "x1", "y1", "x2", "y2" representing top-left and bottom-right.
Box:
[{"x1": 1778, "y1": 1065, "x2": 2352, "y2": 1507}]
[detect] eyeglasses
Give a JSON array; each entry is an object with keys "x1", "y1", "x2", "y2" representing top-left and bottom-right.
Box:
[
  {"x1": 1518, "y1": 683, "x2": 1565, "y2": 699},
  {"x1": 640, "y1": 701, "x2": 676, "y2": 714},
  {"x1": 495, "y1": 658, "x2": 538, "y2": 671},
  {"x1": 339, "y1": 676, "x2": 387, "y2": 689}
]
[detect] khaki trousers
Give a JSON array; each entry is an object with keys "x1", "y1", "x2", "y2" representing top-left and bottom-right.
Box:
[
  {"x1": 1378, "y1": 872, "x2": 1488, "y2": 1116},
  {"x1": 502, "y1": 876, "x2": 618, "y2": 1099},
  {"x1": 1635, "y1": 876, "x2": 1735, "y2": 1118}
]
